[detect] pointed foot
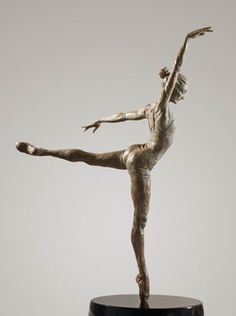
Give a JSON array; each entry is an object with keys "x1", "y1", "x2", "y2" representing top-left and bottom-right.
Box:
[
  {"x1": 139, "y1": 299, "x2": 150, "y2": 309},
  {"x1": 16, "y1": 142, "x2": 40, "y2": 155},
  {"x1": 136, "y1": 272, "x2": 150, "y2": 305}
]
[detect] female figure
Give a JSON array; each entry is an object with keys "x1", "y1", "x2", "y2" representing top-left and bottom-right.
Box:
[{"x1": 16, "y1": 27, "x2": 212, "y2": 305}]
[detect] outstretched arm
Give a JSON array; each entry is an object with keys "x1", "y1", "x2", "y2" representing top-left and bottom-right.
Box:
[
  {"x1": 159, "y1": 27, "x2": 213, "y2": 108},
  {"x1": 82, "y1": 104, "x2": 150, "y2": 133}
]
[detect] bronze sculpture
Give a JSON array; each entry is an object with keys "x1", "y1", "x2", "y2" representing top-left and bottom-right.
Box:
[{"x1": 16, "y1": 27, "x2": 212, "y2": 306}]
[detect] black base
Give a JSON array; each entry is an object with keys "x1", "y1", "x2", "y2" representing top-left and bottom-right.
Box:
[{"x1": 89, "y1": 294, "x2": 204, "y2": 316}]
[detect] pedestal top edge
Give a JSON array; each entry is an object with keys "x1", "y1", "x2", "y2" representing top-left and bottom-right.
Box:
[{"x1": 90, "y1": 294, "x2": 203, "y2": 310}]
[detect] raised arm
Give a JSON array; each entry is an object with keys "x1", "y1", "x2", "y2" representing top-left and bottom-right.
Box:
[
  {"x1": 82, "y1": 104, "x2": 150, "y2": 133},
  {"x1": 159, "y1": 27, "x2": 213, "y2": 108}
]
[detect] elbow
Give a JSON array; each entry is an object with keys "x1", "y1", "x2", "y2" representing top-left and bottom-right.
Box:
[{"x1": 117, "y1": 112, "x2": 125, "y2": 121}]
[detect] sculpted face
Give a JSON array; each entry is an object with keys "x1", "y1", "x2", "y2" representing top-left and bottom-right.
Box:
[
  {"x1": 159, "y1": 67, "x2": 187, "y2": 104},
  {"x1": 170, "y1": 84, "x2": 187, "y2": 104}
]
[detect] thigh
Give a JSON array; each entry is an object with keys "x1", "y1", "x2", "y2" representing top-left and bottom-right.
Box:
[{"x1": 84, "y1": 149, "x2": 127, "y2": 169}]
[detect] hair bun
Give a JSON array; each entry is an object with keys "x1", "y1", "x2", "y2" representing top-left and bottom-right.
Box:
[{"x1": 159, "y1": 67, "x2": 170, "y2": 79}]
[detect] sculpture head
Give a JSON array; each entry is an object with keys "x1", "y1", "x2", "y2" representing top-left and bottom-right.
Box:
[{"x1": 159, "y1": 67, "x2": 187, "y2": 104}]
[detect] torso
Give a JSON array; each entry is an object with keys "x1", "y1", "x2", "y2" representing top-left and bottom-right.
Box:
[
  {"x1": 146, "y1": 102, "x2": 175, "y2": 148},
  {"x1": 123, "y1": 102, "x2": 176, "y2": 172}
]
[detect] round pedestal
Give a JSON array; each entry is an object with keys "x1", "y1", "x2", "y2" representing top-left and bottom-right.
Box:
[{"x1": 89, "y1": 294, "x2": 204, "y2": 316}]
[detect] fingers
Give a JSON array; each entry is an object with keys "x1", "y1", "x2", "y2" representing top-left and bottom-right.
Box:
[
  {"x1": 188, "y1": 26, "x2": 213, "y2": 39},
  {"x1": 197, "y1": 27, "x2": 212, "y2": 33},
  {"x1": 93, "y1": 123, "x2": 100, "y2": 133},
  {"x1": 81, "y1": 125, "x2": 89, "y2": 132},
  {"x1": 198, "y1": 27, "x2": 213, "y2": 36},
  {"x1": 194, "y1": 26, "x2": 213, "y2": 33},
  {"x1": 185, "y1": 27, "x2": 212, "y2": 48},
  {"x1": 82, "y1": 125, "x2": 93, "y2": 132},
  {"x1": 202, "y1": 26, "x2": 213, "y2": 32},
  {"x1": 81, "y1": 123, "x2": 100, "y2": 133}
]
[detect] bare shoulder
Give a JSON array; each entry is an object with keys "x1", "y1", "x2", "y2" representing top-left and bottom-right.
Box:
[{"x1": 137, "y1": 103, "x2": 153, "y2": 118}]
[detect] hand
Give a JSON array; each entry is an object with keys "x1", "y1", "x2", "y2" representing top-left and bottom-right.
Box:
[
  {"x1": 187, "y1": 26, "x2": 213, "y2": 40},
  {"x1": 82, "y1": 121, "x2": 101, "y2": 133}
]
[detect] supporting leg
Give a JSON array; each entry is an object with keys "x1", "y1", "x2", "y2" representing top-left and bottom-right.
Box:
[
  {"x1": 16, "y1": 142, "x2": 126, "y2": 170},
  {"x1": 129, "y1": 168, "x2": 151, "y2": 305}
]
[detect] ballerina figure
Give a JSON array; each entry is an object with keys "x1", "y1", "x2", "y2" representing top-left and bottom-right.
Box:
[{"x1": 16, "y1": 27, "x2": 212, "y2": 306}]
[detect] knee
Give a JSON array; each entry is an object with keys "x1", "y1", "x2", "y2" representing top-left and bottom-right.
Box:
[
  {"x1": 134, "y1": 213, "x2": 148, "y2": 229},
  {"x1": 67, "y1": 149, "x2": 80, "y2": 162},
  {"x1": 62, "y1": 149, "x2": 73, "y2": 162},
  {"x1": 131, "y1": 215, "x2": 147, "y2": 239},
  {"x1": 131, "y1": 226, "x2": 144, "y2": 246}
]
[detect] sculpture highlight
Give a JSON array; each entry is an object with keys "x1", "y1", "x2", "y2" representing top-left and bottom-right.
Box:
[{"x1": 16, "y1": 27, "x2": 212, "y2": 306}]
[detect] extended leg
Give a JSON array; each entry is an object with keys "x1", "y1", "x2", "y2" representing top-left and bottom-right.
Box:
[
  {"x1": 16, "y1": 142, "x2": 126, "y2": 170},
  {"x1": 129, "y1": 167, "x2": 151, "y2": 305}
]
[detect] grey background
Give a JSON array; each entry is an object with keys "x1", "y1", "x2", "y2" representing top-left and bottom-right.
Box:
[{"x1": 1, "y1": 1, "x2": 235, "y2": 315}]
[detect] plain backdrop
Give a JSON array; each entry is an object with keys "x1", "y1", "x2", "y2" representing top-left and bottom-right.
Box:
[{"x1": 1, "y1": 1, "x2": 235, "y2": 315}]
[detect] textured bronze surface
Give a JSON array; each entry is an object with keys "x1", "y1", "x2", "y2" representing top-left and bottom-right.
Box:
[{"x1": 16, "y1": 27, "x2": 212, "y2": 306}]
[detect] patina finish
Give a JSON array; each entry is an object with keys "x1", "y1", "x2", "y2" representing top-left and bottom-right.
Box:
[{"x1": 16, "y1": 27, "x2": 212, "y2": 306}]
